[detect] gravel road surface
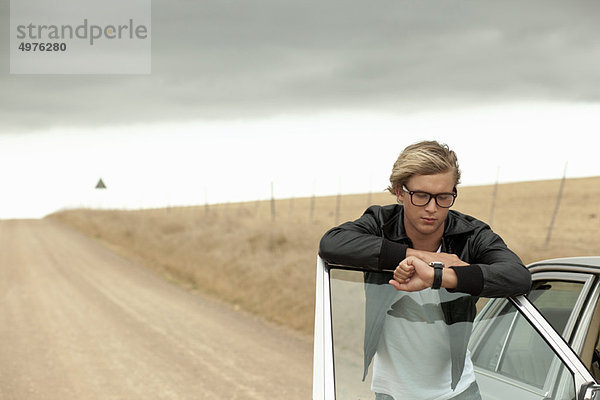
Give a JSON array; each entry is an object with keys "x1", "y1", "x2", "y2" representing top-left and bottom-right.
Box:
[{"x1": 0, "y1": 219, "x2": 312, "y2": 399}]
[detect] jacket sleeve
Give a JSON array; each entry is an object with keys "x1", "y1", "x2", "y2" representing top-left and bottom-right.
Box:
[
  {"x1": 319, "y1": 206, "x2": 408, "y2": 271},
  {"x1": 451, "y1": 227, "x2": 531, "y2": 298}
]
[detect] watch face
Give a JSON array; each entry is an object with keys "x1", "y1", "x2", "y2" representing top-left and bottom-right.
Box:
[{"x1": 429, "y1": 262, "x2": 444, "y2": 268}]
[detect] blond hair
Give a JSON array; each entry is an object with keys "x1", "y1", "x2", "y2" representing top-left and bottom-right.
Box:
[{"x1": 387, "y1": 140, "x2": 461, "y2": 196}]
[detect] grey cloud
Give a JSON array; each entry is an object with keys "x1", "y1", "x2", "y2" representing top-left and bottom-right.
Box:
[{"x1": 2, "y1": 0, "x2": 600, "y2": 132}]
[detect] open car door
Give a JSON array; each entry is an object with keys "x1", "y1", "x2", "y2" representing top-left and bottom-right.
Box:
[{"x1": 313, "y1": 257, "x2": 600, "y2": 400}]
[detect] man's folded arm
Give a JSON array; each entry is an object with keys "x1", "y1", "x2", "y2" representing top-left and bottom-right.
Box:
[{"x1": 319, "y1": 210, "x2": 408, "y2": 271}]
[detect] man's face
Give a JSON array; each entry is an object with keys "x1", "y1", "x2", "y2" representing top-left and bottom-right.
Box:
[{"x1": 397, "y1": 171, "x2": 456, "y2": 240}]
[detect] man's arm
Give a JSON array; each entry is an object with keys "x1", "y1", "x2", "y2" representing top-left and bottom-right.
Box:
[
  {"x1": 463, "y1": 230, "x2": 531, "y2": 297},
  {"x1": 392, "y1": 230, "x2": 531, "y2": 297},
  {"x1": 406, "y1": 248, "x2": 469, "y2": 268},
  {"x1": 319, "y1": 206, "x2": 408, "y2": 270},
  {"x1": 390, "y1": 256, "x2": 458, "y2": 291}
]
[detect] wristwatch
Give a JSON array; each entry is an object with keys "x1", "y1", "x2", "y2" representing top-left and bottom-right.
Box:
[{"x1": 429, "y1": 261, "x2": 444, "y2": 290}]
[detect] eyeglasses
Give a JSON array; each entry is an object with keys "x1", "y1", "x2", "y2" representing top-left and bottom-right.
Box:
[{"x1": 402, "y1": 185, "x2": 457, "y2": 208}]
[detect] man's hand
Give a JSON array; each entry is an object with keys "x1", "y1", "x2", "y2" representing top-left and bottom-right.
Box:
[
  {"x1": 406, "y1": 248, "x2": 469, "y2": 268},
  {"x1": 390, "y1": 255, "x2": 459, "y2": 292},
  {"x1": 389, "y1": 256, "x2": 434, "y2": 292},
  {"x1": 392, "y1": 259, "x2": 415, "y2": 283}
]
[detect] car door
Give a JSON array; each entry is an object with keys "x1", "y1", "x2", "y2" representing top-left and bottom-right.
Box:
[
  {"x1": 313, "y1": 257, "x2": 600, "y2": 400},
  {"x1": 524, "y1": 261, "x2": 600, "y2": 384},
  {"x1": 525, "y1": 261, "x2": 600, "y2": 366}
]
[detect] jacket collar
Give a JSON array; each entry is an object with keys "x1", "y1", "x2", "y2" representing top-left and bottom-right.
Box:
[
  {"x1": 383, "y1": 205, "x2": 477, "y2": 241},
  {"x1": 443, "y1": 209, "x2": 479, "y2": 236}
]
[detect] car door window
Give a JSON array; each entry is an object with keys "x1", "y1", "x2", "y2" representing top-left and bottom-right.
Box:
[
  {"x1": 470, "y1": 298, "x2": 575, "y2": 399},
  {"x1": 328, "y1": 267, "x2": 578, "y2": 400},
  {"x1": 588, "y1": 308, "x2": 600, "y2": 381},
  {"x1": 527, "y1": 280, "x2": 585, "y2": 338}
]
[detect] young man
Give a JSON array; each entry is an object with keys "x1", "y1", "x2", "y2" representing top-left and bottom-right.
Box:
[{"x1": 319, "y1": 140, "x2": 531, "y2": 400}]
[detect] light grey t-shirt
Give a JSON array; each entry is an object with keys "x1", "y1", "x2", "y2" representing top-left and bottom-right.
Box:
[{"x1": 371, "y1": 262, "x2": 476, "y2": 399}]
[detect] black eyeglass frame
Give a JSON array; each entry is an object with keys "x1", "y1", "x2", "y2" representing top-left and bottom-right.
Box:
[{"x1": 401, "y1": 185, "x2": 457, "y2": 208}]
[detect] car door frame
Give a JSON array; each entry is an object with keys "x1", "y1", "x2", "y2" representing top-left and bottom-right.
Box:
[
  {"x1": 313, "y1": 256, "x2": 600, "y2": 400},
  {"x1": 527, "y1": 262, "x2": 600, "y2": 357}
]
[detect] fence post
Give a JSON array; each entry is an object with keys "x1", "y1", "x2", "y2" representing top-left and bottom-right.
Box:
[
  {"x1": 335, "y1": 179, "x2": 341, "y2": 225},
  {"x1": 489, "y1": 167, "x2": 499, "y2": 228},
  {"x1": 270, "y1": 181, "x2": 276, "y2": 222},
  {"x1": 335, "y1": 192, "x2": 341, "y2": 225},
  {"x1": 310, "y1": 180, "x2": 316, "y2": 224},
  {"x1": 254, "y1": 199, "x2": 260, "y2": 218},
  {"x1": 288, "y1": 196, "x2": 294, "y2": 220},
  {"x1": 204, "y1": 188, "x2": 210, "y2": 215},
  {"x1": 545, "y1": 162, "x2": 568, "y2": 247},
  {"x1": 366, "y1": 176, "x2": 373, "y2": 208}
]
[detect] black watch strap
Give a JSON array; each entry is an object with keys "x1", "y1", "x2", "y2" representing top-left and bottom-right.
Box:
[{"x1": 429, "y1": 262, "x2": 444, "y2": 290}]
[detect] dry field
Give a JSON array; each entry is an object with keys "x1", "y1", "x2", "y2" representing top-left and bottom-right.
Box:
[{"x1": 47, "y1": 176, "x2": 600, "y2": 336}]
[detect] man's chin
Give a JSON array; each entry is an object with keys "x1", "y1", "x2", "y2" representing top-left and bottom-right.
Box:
[{"x1": 417, "y1": 223, "x2": 443, "y2": 235}]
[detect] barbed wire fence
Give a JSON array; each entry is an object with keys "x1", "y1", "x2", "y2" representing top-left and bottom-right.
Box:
[
  {"x1": 149, "y1": 163, "x2": 588, "y2": 251},
  {"x1": 484, "y1": 163, "x2": 572, "y2": 249}
]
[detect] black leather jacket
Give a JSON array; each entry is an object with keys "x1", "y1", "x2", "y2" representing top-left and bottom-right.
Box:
[{"x1": 319, "y1": 204, "x2": 532, "y2": 388}]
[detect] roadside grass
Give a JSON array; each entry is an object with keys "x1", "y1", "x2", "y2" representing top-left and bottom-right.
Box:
[{"x1": 47, "y1": 176, "x2": 600, "y2": 335}]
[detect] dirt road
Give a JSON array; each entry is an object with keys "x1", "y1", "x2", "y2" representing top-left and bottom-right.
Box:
[{"x1": 0, "y1": 219, "x2": 312, "y2": 399}]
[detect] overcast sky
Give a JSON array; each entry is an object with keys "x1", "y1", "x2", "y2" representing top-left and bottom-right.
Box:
[
  {"x1": 1, "y1": 0, "x2": 600, "y2": 218},
  {"x1": 3, "y1": 0, "x2": 600, "y2": 130}
]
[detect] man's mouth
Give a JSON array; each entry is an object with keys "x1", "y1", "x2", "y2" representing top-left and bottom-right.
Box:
[{"x1": 422, "y1": 217, "x2": 436, "y2": 224}]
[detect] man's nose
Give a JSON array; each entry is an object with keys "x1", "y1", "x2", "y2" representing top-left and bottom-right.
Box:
[{"x1": 425, "y1": 197, "x2": 438, "y2": 212}]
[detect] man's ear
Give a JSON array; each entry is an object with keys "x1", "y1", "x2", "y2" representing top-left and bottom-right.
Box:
[{"x1": 396, "y1": 188, "x2": 403, "y2": 204}]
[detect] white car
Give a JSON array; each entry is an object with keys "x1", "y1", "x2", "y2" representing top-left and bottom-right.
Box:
[{"x1": 313, "y1": 256, "x2": 600, "y2": 399}]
